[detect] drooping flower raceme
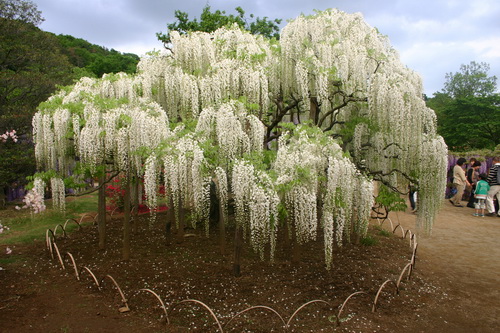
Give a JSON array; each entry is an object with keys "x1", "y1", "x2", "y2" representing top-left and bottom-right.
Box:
[
  {"x1": 50, "y1": 177, "x2": 65, "y2": 212},
  {"x1": 232, "y1": 159, "x2": 279, "y2": 261}
]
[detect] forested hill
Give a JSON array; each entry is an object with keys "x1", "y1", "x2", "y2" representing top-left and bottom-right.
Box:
[
  {"x1": 0, "y1": 16, "x2": 140, "y2": 191},
  {"x1": 55, "y1": 34, "x2": 139, "y2": 78}
]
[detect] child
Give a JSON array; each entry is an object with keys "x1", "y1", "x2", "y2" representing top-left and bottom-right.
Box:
[{"x1": 473, "y1": 173, "x2": 490, "y2": 217}]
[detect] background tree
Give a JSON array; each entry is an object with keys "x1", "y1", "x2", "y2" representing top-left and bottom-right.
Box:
[
  {"x1": 0, "y1": 0, "x2": 42, "y2": 25},
  {"x1": 443, "y1": 61, "x2": 497, "y2": 99},
  {"x1": 0, "y1": 0, "x2": 73, "y2": 199},
  {"x1": 156, "y1": 5, "x2": 282, "y2": 46},
  {"x1": 0, "y1": 0, "x2": 140, "y2": 202},
  {"x1": 428, "y1": 61, "x2": 499, "y2": 150},
  {"x1": 435, "y1": 94, "x2": 500, "y2": 150},
  {"x1": 56, "y1": 34, "x2": 139, "y2": 77}
]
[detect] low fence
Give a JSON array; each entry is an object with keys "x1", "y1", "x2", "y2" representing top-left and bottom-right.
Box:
[{"x1": 42, "y1": 212, "x2": 420, "y2": 331}]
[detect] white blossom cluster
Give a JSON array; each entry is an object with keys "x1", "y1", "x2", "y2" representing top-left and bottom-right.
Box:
[
  {"x1": 196, "y1": 101, "x2": 265, "y2": 161},
  {"x1": 144, "y1": 153, "x2": 159, "y2": 211},
  {"x1": 232, "y1": 160, "x2": 279, "y2": 260},
  {"x1": 280, "y1": 9, "x2": 395, "y2": 107},
  {"x1": 274, "y1": 128, "x2": 325, "y2": 245},
  {"x1": 416, "y1": 136, "x2": 448, "y2": 233},
  {"x1": 162, "y1": 134, "x2": 210, "y2": 232},
  {"x1": 214, "y1": 167, "x2": 228, "y2": 223},
  {"x1": 136, "y1": 26, "x2": 273, "y2": 121},
  {"x1": 50, "y1": 177, "x2": 65, "y2": 212},
  {"x1": 33, "y1": 178, "x2": 45, "y2": 200},
  {"x1": 322, "y1": 156, "x2": 373, "y2": 270}
]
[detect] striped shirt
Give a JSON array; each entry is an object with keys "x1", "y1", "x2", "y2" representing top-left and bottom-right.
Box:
[{"x1": 486, "y1": 163, "x2": 500, "y2": 186}]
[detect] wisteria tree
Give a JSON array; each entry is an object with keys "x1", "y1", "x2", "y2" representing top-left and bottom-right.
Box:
[{"x1": 31, "y1": 9, "x2": 447, "y2": 270}]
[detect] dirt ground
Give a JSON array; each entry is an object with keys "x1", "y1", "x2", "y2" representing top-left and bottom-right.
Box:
[{"x1": 0, "y1": 199, "x2": 499, "y2": 332}]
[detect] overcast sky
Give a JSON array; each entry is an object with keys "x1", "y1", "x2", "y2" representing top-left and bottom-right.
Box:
[{"x1": 34, "y1": 0, "x2": 500, "y2": 96}]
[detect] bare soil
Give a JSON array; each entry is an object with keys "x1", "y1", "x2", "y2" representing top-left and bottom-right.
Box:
[{"x1": 0, "y1": 199, "x2": 499, "y2": 332}]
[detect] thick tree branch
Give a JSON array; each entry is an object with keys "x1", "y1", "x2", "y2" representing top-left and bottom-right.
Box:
[
  {"x1": 317, "y1": 94, "x2": 367, "y2": 128},
  {"x1": 65, "y1": 170, "x2": 121, "y2": 197},
  {"x1": 265, "y1": 98, "x2": 300, "y2": 142}
]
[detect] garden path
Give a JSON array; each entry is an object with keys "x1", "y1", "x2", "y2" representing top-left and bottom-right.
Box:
[{"x1": 393, "y1": 199, "x2": 500, "y2": 332}]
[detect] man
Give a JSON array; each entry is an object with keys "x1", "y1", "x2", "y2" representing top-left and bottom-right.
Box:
[{"x1": 485, "y1": 156, "x2": 500, "y2": 217}]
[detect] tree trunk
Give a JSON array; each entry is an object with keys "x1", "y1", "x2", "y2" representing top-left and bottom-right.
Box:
[
  {"x1": 98, "y1": 172, "x2": 106, "y2": 250},
  {"x1": 233, "y1": 225, "x2": 243, "y2": 277},
  {"x1": 309, "y1": 97, "x2": 319, "y2": 125},
  {"x1": 291, "y1": 222, "x2": 301, "y2": 264},
  {"x1": 133, "y1": 177, "x2": 139, "y2": 234},
  {"x1": 176, "y1": 198, "x2": 185, "y2": 243},
  {"x1": 165, "y1": 196, "x2": 174, "y2": 246},
  {"x1": 213, "y1": 177, "x2": 226, "y2": 255},
  {"x1": 283, "y1": 217, "x2": 291, "y2": 252},
  {"x1": 122, "y1": 173, "x2": 131, "y2": 260},
  {"x1": 218, "y1": 201, "x2": 226, "y2": 255}
]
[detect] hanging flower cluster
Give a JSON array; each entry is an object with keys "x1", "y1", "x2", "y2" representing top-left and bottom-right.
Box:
[
  {"x1": 232, "y1": 160, "x2": 279, "y2": 260},
  {"x1": 322, "y1": 156, "x2": 374, "y2": 269},
  {"x1": 274, "y1": 127, "x2": 325, "y2": 245},
  {"x1": 50, "y1": 177, "x2": 65, "y2": 212},
  {"x1": 214, "y1": 166, "x2": 228, "y2": 223},
  {"x1": 196, "y1": 100, "x2": 265, "y2": 161},
  {"x1": 162, "y1": 134, "x2": 210, "y2": 232},
  {"x1": 416, "y1": 136, "x2": 448, "y2": 233}
]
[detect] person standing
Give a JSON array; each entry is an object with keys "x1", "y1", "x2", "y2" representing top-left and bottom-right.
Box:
[
  {"x1": 466, "y1": 161, "x2": 481, "y2": 208},
  {"x1": 449, "y1": 158, "x2": 470, "y2": 207},
  {"x1": 473, "y1": 173, "x2": 490, "y2": 217},
  {"x1": 485, "y1": 156, "x2": 500, "y2": 217}
]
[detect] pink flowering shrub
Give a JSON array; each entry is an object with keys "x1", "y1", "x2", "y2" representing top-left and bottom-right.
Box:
[
  {"x1": 21, "y1": 189, "x2": 46, "y2": 214},
  {"x1": 0, "y1": 130, "x2": 18, "y2": 143},
  {"x1": 105, "y1": 175, "x2": 168, "y2": 214}
]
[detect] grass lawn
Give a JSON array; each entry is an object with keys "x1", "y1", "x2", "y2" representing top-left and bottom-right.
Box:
[{"x1": 0, "y1": 193, "x2": 98, "y2": 245}]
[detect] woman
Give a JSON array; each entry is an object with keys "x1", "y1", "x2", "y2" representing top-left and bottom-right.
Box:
[{"x1": 450, "y1": 158, "x2": 471, "y2": 207}]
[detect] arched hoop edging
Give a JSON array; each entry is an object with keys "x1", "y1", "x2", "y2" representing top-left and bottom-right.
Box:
[
  {"x1": 79, "y1": 266, "x2": 101, "y2": 291},
  {"x1": 392, "y1": 224, "x2": 404, "y2": 238},
  {"x1": 411, "y1": 243, "x2": 418, "y2": 268},
  {"x1": 403, "y1": 229, "x2": 412, "y2": 240},
  {"x1": 45, "y1": 229, "x2": 55, "y2": 259},
  {"x1": 411, "y1": 233, "x2": 417, "y2": 249},
  {"x1": 78, "y1": 213, "x2": 96, "y2": 224},
  {"x1": 137, "y1": 288, "x2": 169, "y2": 324},
  {"x1": 170, "y1": 299, "x2": 223, "y2": 333},
  {"x1": 372, "y1": 280, "x2": 398, "y2": 312},
  {"x1": 63, "y1": 218, "x2": 81, "y2": 232},
  {"x1": 287, "y1": 300, "x2": 332, "y2": 329},
  {"x1": 52, "y1": 242, "x2": 65, "y2": 270},
  {"x1": 110, "y1": 206, "x2": 120, "y2": 217},
  {"x1": 377, "y1": 217, "x2": 394, "y2": 231},
  {"x1": 101, "y1": 275, "x2": 130, "y2": 313},
  {"x1": 63, "y1": 252, "x2": 80, "y2": 281},
  {"x1": 224, "y1": 305, "x2": 286, "y2": 330},
  {"x1": 337, "y1": 291, "x2": 369, "y2": 325},
  {"x1": 46, "y1": 228, "x2": 56, "y2": 243},
  {"x1": 388, "y1": 218, "x2": 394, "y2": 230},
  {"x1": 101, "y1": 274, "x2": 130, "y2": 312},
  {"x1": 53, "y1": 224, "x2": 68, "y2": 239},
  {"x1": 396, "y1": 262, "x2": 413, "y2": 289}
]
